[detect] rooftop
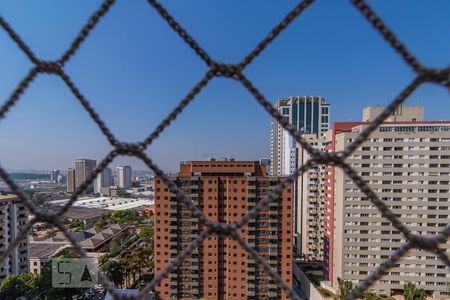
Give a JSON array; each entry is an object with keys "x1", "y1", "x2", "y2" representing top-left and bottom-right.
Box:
[
  {"x1": 32, "y1": 224, "x2": 128, "y2": 250},
  {"x1": 80, "y1": 223, "x2": 128, "y2": 250},
  {"x1": 179, "y1": 160, "x2": 266, "y2": 176},
  {"x1": 45, "y1": 206, "x2": 110, "y2": 221},
  {"x1": 29, "y1": 242, "x2": 69, "y2": 259},
  {"x1": 49, "y1": 197, "x2": 153, "y2": 211},
  {"x1": 0, "y1": 193, "x2": 17, "y2": 201}
]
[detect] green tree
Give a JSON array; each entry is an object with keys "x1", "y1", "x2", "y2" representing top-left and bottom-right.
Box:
[
  {"x1": 32, "y1": 193, "x2": 49, "y2": 207},
  {"x1": 337, "y1": 277, "x2": 353, "y2": 300},
  {"x1": 103, "y1": 260, "x2": 125, "y2": 288},
  {"x1": 363, "y1": 292, "x2": 394, "y2": 300},
  {"x1": 55, "y1": 247, "x2": 81, "y2": 258},
  {"x1": 0, "y1": 273, "x2": 38, "y2": 299},
  {"x1": 93, "y1": 219, "x2": 107, "y2": 228},
  {"x1": 139, "y1": 226, "x2": 154, "y2": 243},
  {"x1": 67, "y1": 219, "x2": 85, "y2": 230},
  {"x1": 403, "y1": 282, "x2": 427, "y2": 300},
  {"x1": 110, "y1": 210, "x2": 137, "y2": 224}
]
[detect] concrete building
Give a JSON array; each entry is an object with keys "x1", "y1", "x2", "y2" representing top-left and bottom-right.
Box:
[
  {"x1": 270, "y1": 96, "x2": 330, "y2": 176},
  {"x1": 117, "y1": 165, "x2": 132, "y2": 189},
  {"x1": 329, "y1": 106, "x2": 450, "y2": 297},
  {"x1": 362, "y1": 105, "x2": 424, "y2": 122},
  {"x1": 154, "y1": 159, "x2": 294, "y2": 300},
  {"x1": 49, "y1": 169, "x2": 60, "y2": 183},
  {"x1": 67, "y1": 168, "x2": 75, "y2": 193},
  {"x1": 44, "y1": 206, "x2": 110, "y2": 225},
  {"x1": 259, "y1": 158, "x2": 271, "y2": 175},
  {"x1": 29, "y1": 243, "x2": 69, "y2": 274},
  {"x1": 0, "y1": 194, "x2": 29, "y2": 280},
  {"x1": 94, "y1": 167, "x2": 113, "y2": 194},
  {"x1": 295, "y1": 133, "x2": 332, "y2": 260},
  {"x1": 75, "y1": 159, "x2": 97, "y2": 194}
]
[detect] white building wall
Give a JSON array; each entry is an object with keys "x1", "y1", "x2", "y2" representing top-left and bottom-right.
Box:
[{"x1": 333, "y1": 123, "x2": 450, "y2": 297}]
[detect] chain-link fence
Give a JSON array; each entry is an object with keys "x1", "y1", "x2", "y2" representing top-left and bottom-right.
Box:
[{"x1": 0, "y1": 0, "x2": 449, "y2": 299}]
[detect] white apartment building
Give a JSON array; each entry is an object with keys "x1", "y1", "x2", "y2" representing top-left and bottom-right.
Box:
[
  {"x1": 117, "y1": 165, "x2": 132, "y2": 189},
  {"x1": 94, "y1": 167, "x2": 113, "y2": 194},
  {"x1": 332, "y1": 110, "x2": 450, "y2": 297},
  {"x1": 75, "y1": 159, "x2": 97, "y2": 194},
  {"x1": 296, "y1": 133, "x2": 331, "y2": 260},
  {"x1": 0, "y1": 194, "x2": 28, "y2": 280}
]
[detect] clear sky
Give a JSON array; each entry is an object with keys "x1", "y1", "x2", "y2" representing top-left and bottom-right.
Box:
[{"x1": 0, "y1": 0, "x2": 449, "y2": 172}]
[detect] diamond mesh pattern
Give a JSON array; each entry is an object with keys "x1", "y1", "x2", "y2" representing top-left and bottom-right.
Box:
[{"x1": 0, "y1": 0, "x2": 449, "y2": 299}]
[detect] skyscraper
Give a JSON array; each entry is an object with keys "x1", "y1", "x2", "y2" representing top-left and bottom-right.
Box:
[
  {"x1": 94, "y1": 167, "x2": 113, "y2": 194},
  {"x1": 117, "y1": 165, "x2": 132, "y2": 189},
  {"x1": 270, "y1": 96, "x2": 330, "y2": 176},
  {"x1": 270, "y1": 96, "x2": 330, "y2": 259},
  {"x1": 75, "y1": 159, "x2": 97, "y2": 194},
  {"x1": 49, "y1": 169, "x2": 60, "y2": 183},
  {"x1": 0, "y1": 194, "x2": 28, "y2": 280},
  {"x1": 328, "y1": 106, "x2": 450, "y2": 297},
  {"x1": 67, "y1": 168, "x2": 75, "y2": 193},
  {"x1": 295, "y1": 133, "x2": 332, "y2": 260},
  {"x1": 154, "y1": 159, "x2": 293, "y2": 300}
]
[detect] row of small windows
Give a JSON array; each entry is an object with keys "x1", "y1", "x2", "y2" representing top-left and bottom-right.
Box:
[
  {"x1": 354, "y1": 163, "x2": 450, "y2": 168},
  {"x1": 360, "y1": 145, "x2": 450, "y2": 151},
  {"x1": 346, "y1": 187, "x2": 449, "y2": 193},
  {"x1": 379, "y1": 125, "x2": 450, "y2": 132},
  {"x1": 350, "y1": 137, "x2": 450, "y2": 143},
  {"x1": 346, "y1": 179, "x2": 450, "y2": 185},
  {"x1": 354, "y1": 154, "x2": 450, "y2": 159}
]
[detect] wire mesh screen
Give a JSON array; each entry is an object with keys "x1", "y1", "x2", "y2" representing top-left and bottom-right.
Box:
[{"x1": 0, "y1": 0, "x2": 449, "y2": 299}]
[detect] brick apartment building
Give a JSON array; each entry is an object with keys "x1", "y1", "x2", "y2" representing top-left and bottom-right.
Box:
[{"x1": 154, "y1": 159, "x2": 294, "y2": 300}]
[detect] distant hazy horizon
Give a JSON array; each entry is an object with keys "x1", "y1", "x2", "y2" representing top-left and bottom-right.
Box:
[{"x1": 1, "y1": 0, "x2": 449, "y2": 172}]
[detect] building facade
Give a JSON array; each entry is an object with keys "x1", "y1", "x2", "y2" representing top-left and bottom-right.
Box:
[
  {"x1": 94, "y1": 167, "x2": 113, "y2": 194},
  {"x1": 329, "y1": 106, "x2": 450, "y2": 297},
  {"x1": 75, "y1": 159, "x2": 97, "y2": 194},
  {"x1": 270, "y1": 96, "x2": 330, "y2": 176},
  {"x1": 49, "y1": 169, "x2": 60, "y2": 183},
  {"x1": 67, "y1": 168, "x2": 76, "y2": 193},
  {"x1": 29, "y1": 243, "x2": 69, "y2": 275},
  {"x1": 117, "y1": 165, "x2": 132, "y2": 189},
  {"x1": 154, "y1": 159, "x2": 293, "y2": 300},
  {"x1": 295, "y1": 133, "x2": 332, "y2": 260},
  {"x1": 0, "y1": 194, "x2": 28, "y2": 280}
]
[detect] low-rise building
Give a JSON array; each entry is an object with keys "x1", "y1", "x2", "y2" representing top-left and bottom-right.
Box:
[{"x1": 29, "y1": 243, "x2": 69, "y2": 274}]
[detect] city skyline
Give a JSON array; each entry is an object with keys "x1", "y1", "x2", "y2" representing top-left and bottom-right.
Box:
[
  {"x1": 0, "y1": 1, "x2": 449, "y2": 172},
  {"x1": 0, "y1": 1, "x2": 448, "y2": 299}
]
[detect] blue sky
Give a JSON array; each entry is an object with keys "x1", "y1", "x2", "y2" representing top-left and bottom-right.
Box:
[{"x1": 0, "y1": 0, "x2": 449, "y2": 172}]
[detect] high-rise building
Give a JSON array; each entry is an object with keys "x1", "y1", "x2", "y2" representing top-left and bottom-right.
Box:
[
  {"x1": 328, "y1": 106, "x2": 450, "y2": 297},
  {"x1": 295, "y1": 133, "x2": 332, "y2": 260},
  {"x1": 259, "y1": 158, "x2": 271, "y2": 175},
  {"x1": 49, "y1": 169, "x2": 60, "y2": 183},
  {"x1": 117, "y1": 165, "x2": 132, "y2": 189},
  {"x1": 94, "y1": 167, "x2": 113, "y2": 194},
  {"x1": 154, "y1": 159, "x2": 293, "y2": 300},
  {"x1": 0, "y1": 194, "x2": 28, "y2": 280},
  {"x1": 270, "y1": 97, "x2": 330, "y2": 259},
  {"x1": 75, "y1": 159, "x2": 97, "y2": 194},
  {"x1": 270, "y1": 96, "x2": 330, "y2": 176},
  {"x1": 67, "y1": 168, "x2": 75, "y2": 193}
]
